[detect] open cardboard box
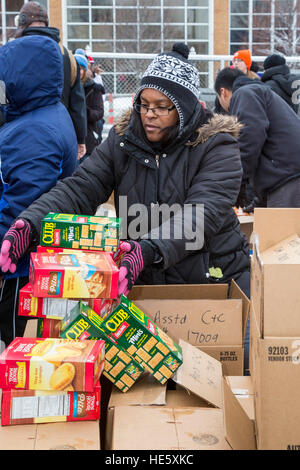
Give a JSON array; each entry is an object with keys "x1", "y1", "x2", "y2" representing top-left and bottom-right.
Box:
[
  {"x1": 251, "y1": 208, "x2": 300, "y2": 337},
  {"x1": 128, "y1": 281, "x2": 250, "y2": 376},
  {"x1": 106, "y1": 340, "x2": 256, "y2": 450}
]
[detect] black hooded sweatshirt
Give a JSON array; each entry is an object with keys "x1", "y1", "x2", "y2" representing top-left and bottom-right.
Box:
[{"x1": 261, "y1": 64, "x2": 300, "y2": 114}]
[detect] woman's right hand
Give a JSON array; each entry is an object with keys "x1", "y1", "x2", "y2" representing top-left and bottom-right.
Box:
[{"x1": 0, "y1": 219, "x2": 32, "y2": 273}]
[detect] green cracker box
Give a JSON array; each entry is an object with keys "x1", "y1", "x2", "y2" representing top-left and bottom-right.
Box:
[
  {"x1": 101, "y1": 296, "x2": 183, "y2": 384},
  {"x1": 60, "y1": 302, "x2": 144, "y2": 392},
  {"x1": 40, "y1": 213, "x2": 121, "y2": 252}
]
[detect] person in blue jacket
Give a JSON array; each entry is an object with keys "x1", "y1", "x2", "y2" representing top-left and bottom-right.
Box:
[{"x1": 0, "y1": 34, "x2": 77, "y2": 349}]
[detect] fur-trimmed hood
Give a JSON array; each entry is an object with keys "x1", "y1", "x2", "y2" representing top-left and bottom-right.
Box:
[{"x1": 114, "y1": 108, "x2": 243, "y2": 145}]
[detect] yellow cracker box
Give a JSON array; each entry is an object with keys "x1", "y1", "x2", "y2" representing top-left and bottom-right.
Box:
[
  {"x1": 101, "y1": 296, "x2": 183, "y2": 384},
  {"x1": 40, "y1": 213, "x2": 121, "y2": 252}
]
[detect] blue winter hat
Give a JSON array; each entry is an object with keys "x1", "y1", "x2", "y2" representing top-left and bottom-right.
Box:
[
  {"x1": 75, "y1": 48, "x2": 86, "y2": 57},
  {"x1": 74, "y1": 53, "x2": 88, "y2": 70}
]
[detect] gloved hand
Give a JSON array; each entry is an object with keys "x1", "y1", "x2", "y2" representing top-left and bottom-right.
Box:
[
  {"x1": 243, "y1": 196, "x2": 261, "y2": 214},
  {"x1": 0, "y1": 219, "x2": 33, "y2": 273},
  {"x1": 117, "y1": 240, "x2": 156, "y2": 297}
]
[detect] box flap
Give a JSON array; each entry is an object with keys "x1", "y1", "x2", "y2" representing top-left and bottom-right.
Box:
[
  {"x1": 173, "y1": 340, "x2": 223, "y2": 409},
  {"x1": 261, "y1": 233, "x2": 300, "y2": 264},
  {"x1": 108, "y1": 374, "x2": 166, "y2": 408},
  {"x1": 129, "y1": 284, "x2": 228, "y2": 300},
  {"x1": 229, "y1": 280, "x2": 250, "y2": 342},
  {"x1": 166, "y1": 389, "x2": 214, "y2": 408},
  {"x1": 253, "y1": 208, "x2": 300, "y2": 252},
  {"x1": 223, "y1": 377, "x2": 256, "y2": 450},
  {"x1": 226, "y1": 376, "x2": 254, "y2": 395}
]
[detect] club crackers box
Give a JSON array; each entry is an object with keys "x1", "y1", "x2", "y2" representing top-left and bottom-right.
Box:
[
  {"x1": 0, "y1": 338, "x2": 105, "y2": 392},
  {"x1": 60, "y1": 302, "x2": 144, "y2": 393},
  {"x1": 101, "y1": 296, "x2": 183, "y2": 385},
  {"x1": 29, "y1": 251, "x2": 119, "y2": 299},
  {"x1": 40, "y1": 213, "x2": 121, "y2": 252},
  {"x1": 19, "y1": 283, "x2": 115, "y2": 319},
  {"x1": 1, "y1": 382, "x2": 101, "y2": 426}
]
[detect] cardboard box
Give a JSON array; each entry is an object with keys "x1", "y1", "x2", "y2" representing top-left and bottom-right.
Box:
[
  {"x1": 19, "y1": 282, "x2": 114, "y2": 319},
  {"x1": 238, "y1": 215, "x2": 253, "y2": 244},
  {"x1": 251, "y1": 208, "x2": 300, "y2": 337},
  {"x1": 106, "y1": 341, "x2": 256, "y2": 451},
  {"x1": 227, "y1": 376, "x2": 255, "y2": 422},
  {"x1": 60, "y1": 302, "x2": 145, "y2": 392},
  {"x1": 29, "y1": 251, "x2": 119, "y2": 299},
  {"x1": 101, "y1": 296, "x2": 183, "y2": 384},
  {"x1": 128, "y1": 281, "x2": 250, "y2": 376},
  {"x1": 40, "y1": 212, "x2": 121, "y2": 252},
  {"x1": 1, "y1": 382, "x2": 101, "y2": 426},
  {"x1": 0, "y1": 397, "x2": 100, "y2": 449},
  {"x1": 0, "y1": 338, "x2": 105, "y2": 392}
]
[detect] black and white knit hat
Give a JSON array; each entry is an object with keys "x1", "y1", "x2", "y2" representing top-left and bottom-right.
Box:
[{"x1": 134, "y1": 43, "x2": 201, "y2": 130}]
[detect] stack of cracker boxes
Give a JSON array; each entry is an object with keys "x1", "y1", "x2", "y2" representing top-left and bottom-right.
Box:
[
  {"x1": 0, "y1": 212, "x2": 121, "y2": 426},
  {"x1": 0, "y1": 212, "x2": 184, "y2": 427}
]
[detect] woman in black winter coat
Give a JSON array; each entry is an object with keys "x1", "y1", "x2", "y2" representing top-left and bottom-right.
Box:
[{"x1": 0, "y1": 43, "x2": 250, "y2": 298}]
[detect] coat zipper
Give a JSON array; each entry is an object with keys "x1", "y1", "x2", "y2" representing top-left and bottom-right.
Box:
[{"x1": 155, "y1": 154, "x2": 160, "y2": 168}]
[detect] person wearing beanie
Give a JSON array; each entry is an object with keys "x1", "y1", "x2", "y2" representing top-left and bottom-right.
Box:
[
  {"x1": 0, "y1": 44, "x2": 251, "y2": 368},
  {"x1": 14, "y1": 1, "x2": 87, "y2": 160},
  {"x1": 261, "y1": 54, "x2": 300, "y2": 113},
  {"x1": 232, "y1": 49, "x2": 260, "y2": 80}
]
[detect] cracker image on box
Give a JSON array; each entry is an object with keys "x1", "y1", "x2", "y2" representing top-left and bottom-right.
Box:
[
  {"x1": 29, "y1": 251, "x2": 119, "y2": 299},
  {"x1": 0, "y1": 338, "x2": 105, "y2": 392},
  {"x1": 1, "y1": 382, "x2": 101, "y2": 426},
  {"x1": 40, "y1": 213, "x2": 121, "y2": 252},
  {"x1": 60, "y1": 302, "x2": 144, "y2": 392},
  {"x1": 101, "y1": 296, "x2": 183, "y2": 384}
]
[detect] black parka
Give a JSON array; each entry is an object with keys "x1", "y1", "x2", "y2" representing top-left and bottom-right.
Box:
[{"x1": 20, "y1": 109, "x2": 250, "y2": 292}]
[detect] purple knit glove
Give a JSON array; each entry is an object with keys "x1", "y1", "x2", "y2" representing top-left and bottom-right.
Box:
[
  {"x1": 118, "y1": 240, "x2": 156, "y2": 297},
  {"x1": 0, "y1": 219, "x2": 32, "y2": 273}
]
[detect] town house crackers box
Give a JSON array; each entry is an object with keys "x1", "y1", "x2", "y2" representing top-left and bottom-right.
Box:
[
  {"x1": 60, "y1": 302, "x2": 145, "y2": 393},
  {"x1": 19, "y1": 283, "x2": 114, "y2": 319},
  {"x1": 0, "y1": 338, "x2": 105, "y2": 392},
  {"x1": 101, "y1": 296, "x2": 183, "y2": 385},
  {"x1": 29, "y1": 251, "x2": 119, "y2": 299},
  {"x1": 40, "y1": 213, "x2": 121, "y2": 252},
  {"x1": 1, "y1": 382, "x2": 101, "y2": 426}
]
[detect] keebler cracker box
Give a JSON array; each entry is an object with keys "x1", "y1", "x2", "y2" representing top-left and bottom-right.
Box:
[
  {"x1": 19, "y1": 283, "x2": 114, "y2": 319},
  {"x1": 0, "y1": 338, "x2": 105, "y2": 392},
  {"x1": 1, "y1": 382, "x2": 101, "y2": 426},
  {"x1": 40, "y1": 213, "x2": 121, "y2": 252},
  {"x1": 101, "y1": 296, "x2": 183, "y2": 385},
  {"x1": 29, "y1": 251, "x2": 119, "y2": 299},
  {"x1": 60, "y1": 302, "x2": 144, "y2": 393}
]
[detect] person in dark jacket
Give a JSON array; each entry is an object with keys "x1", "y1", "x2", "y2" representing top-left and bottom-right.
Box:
[
  {"x1": 0, "y1": 44, "x2": 250, "y2": 363},
  {"x1": 74, "y1": 53, "x2": 105, "y2": 161},
  {"x1": 261, "y1": 54, "x2": 300, "y2": 114},
  {"x1": 14, "y1": 1, "x2": 87, "y2": 160},
  {"x1": 0, "y1": 35, "x2": 77, "y2": 349},
  {"x1": 215, "y1": 67, "x2": 300, "y2": 208}
]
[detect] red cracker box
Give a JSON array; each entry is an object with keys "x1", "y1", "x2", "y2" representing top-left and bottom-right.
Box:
[
  {"x1": 1, "y1": 382, "x2": 101, "y2": 426},
  {"x1": 37, "y1": 318, "x2": 61, "y2": 338},
  {"x1": 29, "y1": 251, "x2": 119, "y2": 299},
  {"x1": 0, "y1": 338, "x2": 105, "y2": 392},
  {"x1": 18, "y1": 283, "x2": 114, "y2": 319}
]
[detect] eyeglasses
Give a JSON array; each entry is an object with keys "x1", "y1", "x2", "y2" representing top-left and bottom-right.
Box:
[{"x1": 134, "y1": 103, "x2": 176, "y2": 116}]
